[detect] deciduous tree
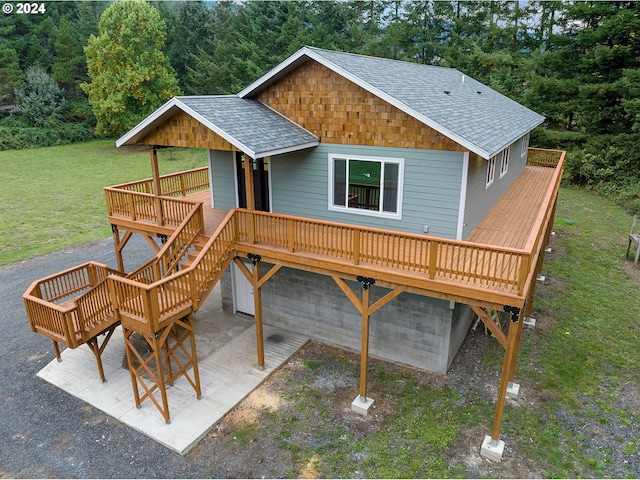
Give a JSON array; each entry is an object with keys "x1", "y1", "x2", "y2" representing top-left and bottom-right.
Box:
[{"x1": 82, "y1": 0, "x2": 180, "y2": 137}]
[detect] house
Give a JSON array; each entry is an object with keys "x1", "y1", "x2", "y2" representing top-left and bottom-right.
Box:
[
  {"x1": 24, "y1": 46, "x2": 564, "y2": 459},
  {"x1": 116, "y1": 45, "x2": 546, "y2": 373}
]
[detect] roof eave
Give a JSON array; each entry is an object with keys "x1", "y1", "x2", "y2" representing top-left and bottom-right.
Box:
[
  {"x1": 255, "y1": 140, "x2": 320, "y2": 159},
  {"x1": 485, "y1": 115, "x2": 546, "y2": 159}
]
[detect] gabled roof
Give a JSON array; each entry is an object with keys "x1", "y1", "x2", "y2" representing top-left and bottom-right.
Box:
[
  {"x1": 116, "y1": 96, "x2": 319, "y2": 158},
  {"x1": 239, "y1": 46, "x2": 544, "y2": 159}
]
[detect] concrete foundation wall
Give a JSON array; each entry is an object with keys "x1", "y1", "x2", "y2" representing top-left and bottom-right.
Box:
[{"x1": 219, "y1": 264, "x2": 474, "y2": 374}]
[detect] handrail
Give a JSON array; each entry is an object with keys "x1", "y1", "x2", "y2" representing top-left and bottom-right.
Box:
[
  {"x1": 109, "y1": 210, "x2": 236, "y2": 335},
  {"x1": 127, "y1": 201, "x2": 205, "y2": 283},
  {"x1": 108, "y1": 167, "x2": 209, "y2": 197},
  {"x1": 105, "y1": 188, "x2": 199, "y2": 227}
]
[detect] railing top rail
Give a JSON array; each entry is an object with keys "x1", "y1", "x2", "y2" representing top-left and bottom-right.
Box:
[
  {"x1": 108, "y1": 167, "x2": 209, "y2": 191},
  {"x1": 22, "y1": 261, "x2": 109, "y2": 298},
  {"x1": 234, "y1": 208, "x2": 530, "y2": 256},
  {"x1": 522, "y1": 151, "x2": 565, "y2": 252}
]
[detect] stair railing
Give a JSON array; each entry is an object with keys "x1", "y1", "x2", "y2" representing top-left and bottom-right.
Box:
[{"x1": 127, "y1": 201, "x2": 205, "y2": 284}]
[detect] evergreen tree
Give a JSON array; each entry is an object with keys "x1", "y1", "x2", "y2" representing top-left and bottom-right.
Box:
[
  {"x1": 0, "y1": 40, "x2": 24, "y2": 106},
  {"x1": 52, "y1": 17, "x2": 85, "y2": 92},
  {"x1": 82, "y1": 0, "x2": 181, "y2": 137},
  {"x1": 14, "y1": 65, "x2": 66, "y2": 127}
]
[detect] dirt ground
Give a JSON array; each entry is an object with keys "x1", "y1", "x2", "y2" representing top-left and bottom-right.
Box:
[{"x1": 186, "y1": 230, "x2": 639, "y2": 478}]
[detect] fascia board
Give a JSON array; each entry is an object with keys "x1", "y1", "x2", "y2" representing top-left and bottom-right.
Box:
[{"x1": 255, "y1": 140, "x2": 319, "y2": 159}]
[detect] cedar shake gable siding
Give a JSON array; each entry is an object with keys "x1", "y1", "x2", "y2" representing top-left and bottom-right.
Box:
[
  {"x1": 257, "y1": 60, "x2": 466, "y2": 152},
  {"x1": 140, "y1": 110, "x2": 236, "y2": 151}
]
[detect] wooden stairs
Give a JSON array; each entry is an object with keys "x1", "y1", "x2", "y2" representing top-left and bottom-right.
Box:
[{"x1": 24, "y1": 205, "x2": 236, "y2": 423}]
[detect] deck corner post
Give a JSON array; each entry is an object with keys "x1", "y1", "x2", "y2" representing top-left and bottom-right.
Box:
[
  {"x1": 252, "y1": 257, "x2": 265, "y2": 369},
  {"x1": 358, "y1": 277, "x2": 373, "y2": 400}
]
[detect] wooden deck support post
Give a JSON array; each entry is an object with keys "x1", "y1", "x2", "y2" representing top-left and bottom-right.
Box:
[
  {"x1": 490, "y1": 307, "x2": 523, "y2": 443},
  {"x1": 252, "y1": 255, "x2": 265, "y2": 369},
  {"x1": 358, "y1": 282, "x2": 371, "y2": 401},
  {"x1": 243, "y1": 154, "x2": 256, "y2": 211},
  {"x1": 150, "y1": 145, "x2": 164, "y2": 226},
  {"x1": 111, "y1": 224, "x2": 126, "y2": 273},
  {"x1": 232, "y1": 254, "x2": 277, "y2": 370}
]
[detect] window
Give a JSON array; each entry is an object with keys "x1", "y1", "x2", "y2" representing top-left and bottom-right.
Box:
[
  {"x1": 329, "y1": 154, "x2": 403, "y2": 219},
  {"x1": 521, "y1": 133, "x2": 530, "y2": 157},
  {"x1": 499, "y1": 147, "x2": 510, "y2": 178},
  {"x1": 486, "y1": 155, "x2": 496, "y2": 187}
]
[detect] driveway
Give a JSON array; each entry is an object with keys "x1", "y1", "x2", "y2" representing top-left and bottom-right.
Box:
[{"x1": 0, "y1": 237, "x2": 228, "y2": 478}]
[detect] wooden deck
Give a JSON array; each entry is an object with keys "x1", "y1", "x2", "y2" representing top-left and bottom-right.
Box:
[
  {"x1": 468, "y1": 165, "x2": 557, "y2": 249},
  {"x1": 102, "y1": 153, "x2": 562, "y2": 311},
  {"x1": 181, "y1": 190, "x2": 227, "y2": 236},
  {"x1": 24, "y1": 148, "x2": 565, "y2": 445}
]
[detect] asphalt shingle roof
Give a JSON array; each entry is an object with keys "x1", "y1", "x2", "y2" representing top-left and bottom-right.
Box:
[
  {"x1": 241, "y1": 46, "x2": 545, "y2": 159},
  {"x1": 178, "y1": 96, "x2": 318, "y2": 158},
  {"x1": 117, "y1": 96, "x2": 318, "y2": 158}
]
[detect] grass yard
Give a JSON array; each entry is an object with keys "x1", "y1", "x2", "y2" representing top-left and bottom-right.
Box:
[{"x1": 0, "y1": 140, "x2": 208, "y2": 266}]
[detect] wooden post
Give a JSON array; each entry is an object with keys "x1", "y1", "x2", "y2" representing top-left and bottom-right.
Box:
[
  {"x1": 243, "y1": 154, "x2": 256, "y2": 211},
  {"x1": 507, "y1": 311, "x2": 525, "y2": 383},
  {"x1": 111, "y1": 225, "x2": 125, "y2": 273},
  {"x1": 491, "y1": 312, "x2": 521, "y2": 442},
  {"x1": 150, "y1": 145, "x2": 164, "y2": 226},
  {"x1": 359, "y1": 284, "x2": 371, "y2": 400},
  {"x1": 253, "y1": 259, "x2": 265, "y2": 369}
]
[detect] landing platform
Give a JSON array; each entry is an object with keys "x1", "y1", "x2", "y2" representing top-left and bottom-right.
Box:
[{"x1": 36, "y1": 285, "x2": 309, "y2": 455}]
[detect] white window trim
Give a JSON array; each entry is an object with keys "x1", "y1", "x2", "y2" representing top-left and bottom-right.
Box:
[
  {"x1": 486, "y1": 155, "x2": 496, "y2": 188},
  {"x1": 521, "y1": 133, "x2": 530, "y2": 157},
  {"x1": 499, "y1": 147, "x2": 510, "y2": 178},
  {"x1": 328, "y1": 153, "x2": 404, "y2": 220}
]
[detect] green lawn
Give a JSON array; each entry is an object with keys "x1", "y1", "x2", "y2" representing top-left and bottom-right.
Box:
[{"x1": 0, "y1": 140, "x2": 208, "y2": 266}]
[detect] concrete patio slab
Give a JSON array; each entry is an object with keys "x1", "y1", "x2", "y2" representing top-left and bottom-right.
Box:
[{"x1": 36, "y1": 286, "x2": 309, "y2": 455}]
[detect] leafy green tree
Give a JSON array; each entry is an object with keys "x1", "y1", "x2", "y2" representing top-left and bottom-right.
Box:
[
  {"x1": 82, "y1": 0, "x2": 181, "y2": 137},
  {"x1": 14, "y1": 65, "x2": 66, "y2": 127}
]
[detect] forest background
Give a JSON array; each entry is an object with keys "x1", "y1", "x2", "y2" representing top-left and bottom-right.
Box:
[{"x1": 1, "y1": 0, "x2": 639, "y2": 212}]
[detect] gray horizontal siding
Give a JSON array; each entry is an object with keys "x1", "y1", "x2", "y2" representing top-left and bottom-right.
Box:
[
  {"x1": 208, "y1": 149, "x2": 236, "y2": 211},
  {"x1": 271, "y1": 144, "x2": 464, "y2": 238},
  {"x1": 462, "y1": 134, "x2": 529, "y2": 239}
]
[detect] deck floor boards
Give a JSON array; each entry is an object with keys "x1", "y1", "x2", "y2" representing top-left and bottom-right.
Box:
[{"x1": 467, "y1": 166, "x2": 556, "y2": 249}]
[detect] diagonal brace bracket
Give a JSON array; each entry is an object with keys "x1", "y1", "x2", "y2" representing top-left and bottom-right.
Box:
[
  {"x1": 357, "y1": 276, "x2": 376, "y2": 290},
  {"x1": 247, "y1": 253, "x2": 261, "y2": 265},
  {"x1": 503, "y1": 305, "x2": 521, "y2": 323}
]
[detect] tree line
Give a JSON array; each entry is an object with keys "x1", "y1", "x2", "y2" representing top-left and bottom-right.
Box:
[{"x1": 1, "y1": 1, "x2": 639, "y2": 211}]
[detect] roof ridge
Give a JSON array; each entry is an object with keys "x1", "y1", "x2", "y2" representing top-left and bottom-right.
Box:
[{"x1": 303, "y1": 45, "x2": 459, "y2": 73}]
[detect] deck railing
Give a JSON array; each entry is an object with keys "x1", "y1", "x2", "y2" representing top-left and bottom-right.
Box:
[
  {"x1": 23, "y1": 262, "x2": 122, "y2": 348},
  {"x1": 27, "y1": 148, "x2": 564, "y2": 346},
  {"x1": 108, "y1": 167, "x2": 209, "y2": 197},
  {"x1": 105, "y1": 188, "x2": 200, "y2": 228},
  {"x1": 527, "y1": 148, "x2": 564, "y2": 168}
]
